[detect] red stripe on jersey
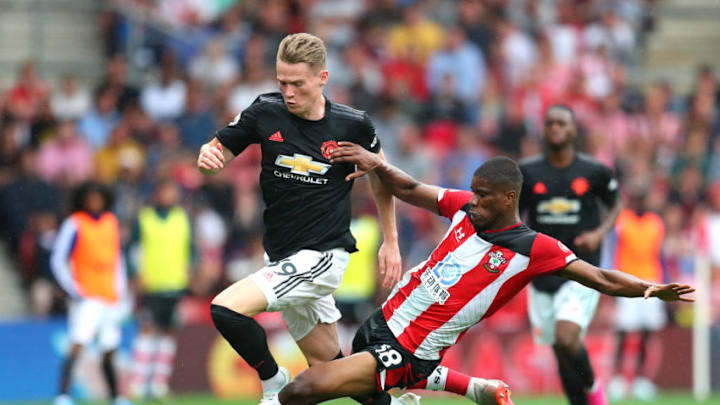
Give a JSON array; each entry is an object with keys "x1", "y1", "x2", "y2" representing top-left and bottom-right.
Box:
[
  {"x1": 383, "y1": 215, "x2": 474, "y2": 319},
  {"x1": 480, "y1": 270, "x2": 533, "y2": 321},
  {"x1": 397, "y1": 247, "x2": 517, "y2": 354}
]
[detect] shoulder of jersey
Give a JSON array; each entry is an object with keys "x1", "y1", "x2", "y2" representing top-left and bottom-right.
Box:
[
  {"x1": 328, "y1": 101, "x2": 366, "y2": 122},
  {"x1": 479, "y1": 223, "x2": 538, "y2": 256},
  {"x1": 518, "y1": 154, "x2": 544, "y2": 169},
  {"x1": 251, "y1": 92, "x2": 286, "y2": 109},
  {"x1": 576, "y1": 152, "x2": 610, "y2": 170}
]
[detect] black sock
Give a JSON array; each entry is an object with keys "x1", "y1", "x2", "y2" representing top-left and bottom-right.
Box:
[
  {"x1": 59, "y1": 354, "x2": 77, "y2": 394},
  {"x1": 102, "y1": 352, "x2": 118, "y2": 399},
  {"x1": 210, "y1": 304, "x2": 279, "y2": 380},
  {"x1": 614, "y1": 331, "x2": 626, "y2": 375},
  {"x1": 332, "y1": 351, "x2": 391, "y2": 405},
  {"x1": 637, "y1": 330, "x2": 650, "y2": 376},
  {"x1": 554, "y1": 344, "x2": 593, "y2": 405},
  {"x1": 571, "y1": 345, "x2": 595, "y2": 388}
]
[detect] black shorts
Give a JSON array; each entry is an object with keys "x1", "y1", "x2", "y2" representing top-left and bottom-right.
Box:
[
  {"x1": 141, "y1": 293, "x2": 182, "y2": 330},
  {"x1": 352, "y1": 310, "x2": 440, "y2": 392}
]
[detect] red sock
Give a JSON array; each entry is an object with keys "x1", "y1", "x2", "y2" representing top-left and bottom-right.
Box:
[{"x1": 444, "y1": 368, "x2": 472, "y2": 395}]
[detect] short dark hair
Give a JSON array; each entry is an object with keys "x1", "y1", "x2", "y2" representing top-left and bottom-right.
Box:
[
  {"x1": 71, "y1": 181, "x2": 114, "y2": 213},
  {"x1": 473, "y1": 156, "x2": 523, "y2": 192},
  {"x1": 546, "y1": 104, "x2": 576, "y2": 126}
]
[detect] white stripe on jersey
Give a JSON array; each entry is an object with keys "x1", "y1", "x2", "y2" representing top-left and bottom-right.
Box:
[
  {"x1": 386, "y1": 233, "x2": 494, "y2": 341},
  {"x1": 413, "y1": 254, "x2": 530, "y2": 359}
]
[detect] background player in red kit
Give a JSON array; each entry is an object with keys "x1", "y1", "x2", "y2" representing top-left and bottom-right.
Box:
[{"x1": 268, "y1": 147, "x2": 694, "y2": 405}]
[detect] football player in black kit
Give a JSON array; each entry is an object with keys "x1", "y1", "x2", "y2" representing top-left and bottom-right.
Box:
[
  {"x1": 197, "y1": 33, "x2": 402, "y2": 405},
  {"x1": 519, "y1": 106, "x2": 622, "y2": 405}
]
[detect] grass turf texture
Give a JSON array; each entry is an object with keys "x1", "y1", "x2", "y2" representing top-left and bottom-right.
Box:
[{"x1": 21, "y1": 392, "x2": 720, "y2": 405}]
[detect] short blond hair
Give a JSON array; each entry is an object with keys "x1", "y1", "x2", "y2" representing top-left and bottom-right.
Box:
[{"x1": 276, "y1": 33, "x2": 326, "y2": 71}]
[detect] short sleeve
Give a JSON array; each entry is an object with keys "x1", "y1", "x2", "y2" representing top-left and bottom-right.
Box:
[
  {"x1": 359, "y1": 112, "x2": 381, "y2": 153},
  {"x1": 528, "y1": 233, "x2": 578, "y2": 275},
  {"x1": 596, "y1": 164, "x2": 619, "y2": 207},
  {"x1": 215, "y1": 104, "x2": 261, "y2": 155},
  {"x1": 437, "y1": 189, "x2": 473, "y2": 219}
]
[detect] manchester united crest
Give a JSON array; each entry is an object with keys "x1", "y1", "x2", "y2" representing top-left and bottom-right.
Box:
[{"x1": 321, "y1": 140, "x2": 339, "y2": 160}]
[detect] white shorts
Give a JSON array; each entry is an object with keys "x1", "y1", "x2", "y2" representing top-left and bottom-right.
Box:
[
  {"x1": 528, "y1": 281, "x2": 600, "y2": 345},
  {"x1": 251, "y1": 248, "x2": 350, "y2": 341},
  {"x1": 615, "y1": 296, "x2": 666, "y2": 331},
  {"x1": 68, "y1": 298, "x2": 124, "y2": 350}
]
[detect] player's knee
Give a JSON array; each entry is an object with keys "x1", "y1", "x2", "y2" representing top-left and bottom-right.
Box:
[{"x1": 553, "y1": 333, "x2": 581, "y2": 356}]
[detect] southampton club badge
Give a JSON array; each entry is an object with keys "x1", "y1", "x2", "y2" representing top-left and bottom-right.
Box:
[{"x1": 483, "y1": 250, "x2": 506, "y2": 273}]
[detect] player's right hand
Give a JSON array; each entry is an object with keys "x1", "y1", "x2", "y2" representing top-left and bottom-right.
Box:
[
  {"x1": 198, "y1": 142, "x2": 225, "y2": 172},
  {"x1": 330, "y1": 141, "x2": 382, "y2": 181},
  {"x1": 643, "y1": 282, "x2": 695, "y2": 302}
]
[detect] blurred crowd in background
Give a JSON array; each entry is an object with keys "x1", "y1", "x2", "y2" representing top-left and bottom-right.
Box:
[{"x1": 0, "y1": 0, "x2": 718, "y2": 332}]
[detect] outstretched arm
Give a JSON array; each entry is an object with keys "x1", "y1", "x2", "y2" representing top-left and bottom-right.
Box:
[
  {"x1": 368, "y1": 149, "x2": 402, "y2": 287},
  {"x1": 331, "y1": 141, "x2": 442, "y2": 214},
  {"x1": 557, "y1": 260, "x2": 695, "y2": 302},
  {"x1": 197, "y1": 137, "x2": 236, "y2": 175}
]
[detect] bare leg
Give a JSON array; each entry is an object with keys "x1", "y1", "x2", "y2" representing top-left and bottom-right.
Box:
[
  {"x1": 279, "y1": 352, "x2": 378, "y2": 405},
  {"x1": 296, "y1": 321, "x2": 341, "y2": 366}
]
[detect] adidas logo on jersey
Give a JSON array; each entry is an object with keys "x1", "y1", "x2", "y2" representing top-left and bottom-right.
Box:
[{"x1": 269, "y1": 131, "x2": 284, "y2": 142}]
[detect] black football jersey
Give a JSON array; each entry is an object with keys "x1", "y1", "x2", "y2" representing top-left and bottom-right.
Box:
[
  {"x1": 519, "y1": 153, "x2": 618, "y2": 293},
  {"x1": 216, "y1": 93, "x2": 381, "y2": 261}
]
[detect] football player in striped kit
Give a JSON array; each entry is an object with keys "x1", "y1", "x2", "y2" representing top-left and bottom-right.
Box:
[{"x1": 268, "y1": 145, "x2": 694, "y2": 405}]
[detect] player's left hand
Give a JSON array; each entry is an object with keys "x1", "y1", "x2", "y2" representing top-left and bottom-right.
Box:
[
  {"x1": 378, "y1": 240, "x2": 402, "y2": 288},
  {"x1": 573, "y1": 230, "x2": 603, "y2": 254},
  {"x1": 644, "y1": 283, "x2": 695, "y2": 302},
  {"x1": 330, "y1": 141, "x2": 383, "y2": 181}
]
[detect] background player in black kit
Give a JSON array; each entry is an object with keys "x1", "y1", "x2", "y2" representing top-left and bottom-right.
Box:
[
  {"x1": 197, "y1": 33, "x2": 401, "y2": 405},
  {"x1": 519, "y1": 106, "x2": 622, "y2": 405}
]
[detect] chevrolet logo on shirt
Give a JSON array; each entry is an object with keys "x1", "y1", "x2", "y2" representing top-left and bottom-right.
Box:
[
  {"x1": 537, "y1": 197, "x2": 581, "y2": 225},
  {"x1": 275, "y1": 154, "x2": 330, "y2": 176},
  {"x1": 538, "y1": 198, "x2": 580, "y2": 215}
]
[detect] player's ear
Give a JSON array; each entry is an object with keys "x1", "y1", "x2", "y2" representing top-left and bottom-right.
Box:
[
  {"x1": 319, "y1": 69, "x2": 328, "y2": 85},
  {"x1": 505, "y1": 189, "x2": 517, "y2": 206}
]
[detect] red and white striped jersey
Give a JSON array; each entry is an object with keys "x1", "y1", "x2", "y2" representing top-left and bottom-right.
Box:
[{"x1": 381, "y1": 189, "x2": 578, "y2": 360}]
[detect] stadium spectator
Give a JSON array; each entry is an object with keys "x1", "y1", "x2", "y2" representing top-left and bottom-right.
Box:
[
  {"x1": 77, "y1": 87, "x2": 121, "y2": 149},
  {"x1": 51, "y1": 75, "x2": 92, "y2": 121},
  {"x1": 37, "y1": 119, "x2": 94, "y2": 187},
  {"x1": 95, "y1": 55, "x2": 140, "y2": 113},
  {"x1": 140, "y1": 54, "x2": 187, "y2": 121},
  {"x1": 189, "y1": 39, "x2": 239, "y2": 89},
  {"x1": 6, "y1": 61, "x2": 49, "y2": 122}
]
